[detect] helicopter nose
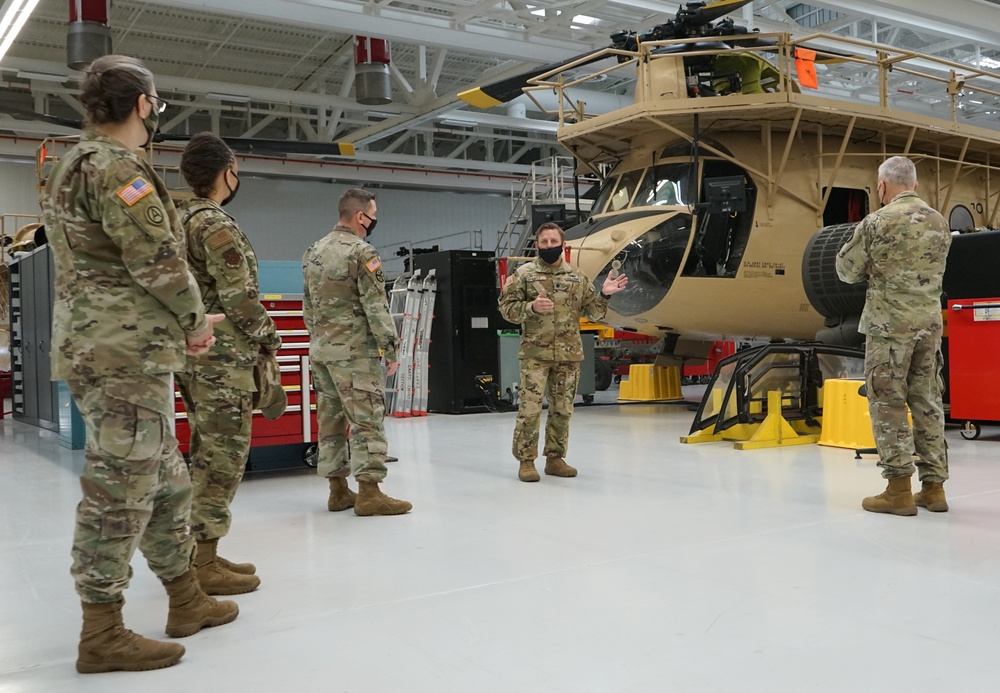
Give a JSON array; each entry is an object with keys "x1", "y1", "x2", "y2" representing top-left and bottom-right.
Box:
[{"x1": 592, "y1": 214, "x2": 692, "y2": 317}]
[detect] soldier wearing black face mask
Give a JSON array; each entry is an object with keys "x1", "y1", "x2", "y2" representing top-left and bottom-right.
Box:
[
  {"x1": 499, "y1": 222, "x2": 629, "y2": 482},
  {"x1": 175, "y1": 132, "x2": 281, "y2": 595}
]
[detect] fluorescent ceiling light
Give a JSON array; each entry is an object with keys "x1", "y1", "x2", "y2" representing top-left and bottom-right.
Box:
[
  {"x1": 0, "y1": 0, "x2": 42, "y2": 63},
  {"x1": 978, "y1": 56, "x2": 1000, "y2": 69},
  {"x1": 17, "y1": 70, "x2": 66, "y2": 82},
  {"x1": 206, "y1": 92, "x2": 251, "y2": 103}
]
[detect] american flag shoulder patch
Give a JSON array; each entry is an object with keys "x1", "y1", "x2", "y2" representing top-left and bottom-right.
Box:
[
  {"x1": 365, "y1": 257, "x2": 381, "y2": 273},
  {"x1": 117, "y1": 177, "x2": 154, "y2": 207}
]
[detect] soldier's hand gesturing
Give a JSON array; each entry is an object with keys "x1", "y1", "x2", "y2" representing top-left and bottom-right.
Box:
[
  {"x1": 601, "y1": 273, "x2": 629, "y2": 296},
  {"x1": 386, "y1": 361, "x2": 400, "y2": 377},
  {"x1": 532, "y1": 287, "x2": 554, "y2": 313}
]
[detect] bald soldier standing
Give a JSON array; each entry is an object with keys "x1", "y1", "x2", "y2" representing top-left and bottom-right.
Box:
[
  {"x1": 303, "y1": 188, "x2": 412, "y2": 515},
  {"x1": 836, "y1": 156, "x2": 952, "y2": 516},
  {"x1": 42, "y1": 55, "x2": 237, "y2": 674},
  {"x1": 499, "y1": 222, "x2": 628, "y2": 482}
]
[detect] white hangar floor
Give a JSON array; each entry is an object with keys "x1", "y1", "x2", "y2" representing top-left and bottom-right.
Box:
[{"x1": 1, "y1": 387, "x2": 998, "y2": 691}]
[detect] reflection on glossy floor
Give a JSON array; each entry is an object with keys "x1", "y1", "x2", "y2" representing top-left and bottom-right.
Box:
[{"x1": 2, "y1": 389, "x2": 999, "y2": 692}]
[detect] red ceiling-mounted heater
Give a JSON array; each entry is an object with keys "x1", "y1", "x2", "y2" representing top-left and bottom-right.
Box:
[
  {"x1": 68, "y1": 0, "x2": 112, "y2": 70},
  {"x1": 355, "y1": 36, "x2": 392, "y2": 106}
]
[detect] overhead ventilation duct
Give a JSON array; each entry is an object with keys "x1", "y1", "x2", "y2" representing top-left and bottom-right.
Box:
[
  {"x1": 355, "y1": 36, "x2": 391, "y2": 105},
  {"x1": 68, "y1": 0, "x2": 112, "y2": 70}
]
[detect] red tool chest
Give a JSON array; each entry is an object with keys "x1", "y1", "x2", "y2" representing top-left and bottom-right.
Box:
[
  {"x1": 172, "y1": 293, "x2": 318, "y2": 454},
  {"x1": 947, "y1": 297, "x2": 1000, "y2": 439}
]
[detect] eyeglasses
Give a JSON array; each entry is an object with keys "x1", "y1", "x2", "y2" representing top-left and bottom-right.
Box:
[{"x1": 144, "y1": 93, "x2": 168, "y2": 114}]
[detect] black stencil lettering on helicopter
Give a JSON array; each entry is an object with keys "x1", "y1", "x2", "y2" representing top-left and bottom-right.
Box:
[{"x1": 741, "y1": 260, "x2": 785, "y2": 279}]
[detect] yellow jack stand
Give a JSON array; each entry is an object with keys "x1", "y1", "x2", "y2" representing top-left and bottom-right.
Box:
[{"x1": 731, "y1": 391, "x2": 821, "y2": 450}]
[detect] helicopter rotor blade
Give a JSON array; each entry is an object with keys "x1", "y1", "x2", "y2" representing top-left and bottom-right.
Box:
[
  {"x1": 684, "y1": 0, "x2": 756, "y2": 27},
  {"x1": 458, "y1": 47, "x2": 613, "y2": 108}
]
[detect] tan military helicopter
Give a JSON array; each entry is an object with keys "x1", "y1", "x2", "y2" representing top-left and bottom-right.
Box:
[{"x1": 461, "y1": 0, "x2": 1000, "y2": 362}]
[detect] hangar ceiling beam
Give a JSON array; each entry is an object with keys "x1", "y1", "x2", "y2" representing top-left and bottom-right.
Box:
[
  {"x1": 144, "y1": 0, "x2": 595, "y2": 62},
  {"x1": 799, "y1": 0, "x2": 1000, "y2": 48}
]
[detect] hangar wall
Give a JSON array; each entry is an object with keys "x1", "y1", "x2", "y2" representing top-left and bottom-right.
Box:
[{"x1": 0, "y1": 159, "x2": 514, "y2": 278}]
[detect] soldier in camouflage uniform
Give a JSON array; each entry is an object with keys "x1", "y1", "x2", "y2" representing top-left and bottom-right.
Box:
[
  {"x1": 41, "y1": 56, "x2": 238, "y2": 674},
  {"x1": 176, "y1": 133, "x2": 281, "y2": 595},
  {"x1": 302, "y1": 188, "x2": 412, "y2": 515},
  {"x1": 499, "y1": 222, "x2": 628, "y2": 482},
  {"x1": 836, "y1": 156, "x2": 952, "y2": 516}
]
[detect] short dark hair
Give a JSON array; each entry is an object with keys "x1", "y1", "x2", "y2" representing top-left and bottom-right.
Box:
[
  {"x1": 181, "y1": 132, "x2": 236, "y2": 198},
  {"x1": 80, "y1": 55, "x2": 155, "y2": 126},
  {"x1": 339, "y1": 188, "x2": 375, "y2": 221},
  {"x1": 536, "y1": 221, "x2": 565, "y2": 242}
]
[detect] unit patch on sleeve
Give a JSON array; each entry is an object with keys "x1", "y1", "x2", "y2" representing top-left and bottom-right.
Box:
[
  {"x1": 145, "y1": 206, "x2": 164, "y2": 225},
  {"x1": 222, "y1": 247, "x2": 243, "y2": 269},
  {"x1": 116, "y1": 177, "x2": 154, "y2": 206}
]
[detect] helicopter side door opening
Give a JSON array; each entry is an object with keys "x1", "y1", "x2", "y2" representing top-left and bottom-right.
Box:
[{"x1": 683, "y1": 160, "x2": 756, "y2": 278}]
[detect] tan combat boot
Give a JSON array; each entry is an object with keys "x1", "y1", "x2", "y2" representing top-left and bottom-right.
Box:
[
  {"x1": 327, "y1": 476, "x2": 358, "y2": 512},
  {"x1": 163, "y1": 569, "x2": 239, "y2": 638},
  {"x1": 518, "y1": 460, "x2": 540, "y2": 482},
  {"x1": 77, "y1": 599, "x2": 185, "y2": 674},
  {"x1": 354, "y1": 481, "x2": 412, "y2": 516},
  {"x1": 862, "y1": 476, "x2": 917, "y2": 516},
  {"x1": 215, "y1": 552, "x2": 256, "y2": 576},
  {"x1": 544, "y1": 457, "x2": 578, "y2": 477},
  {"x1": 914, "y1": 481, "x2": 949, "y2": 512},
  {"x1": 194, "y1": 539, "x2": 260, "y2": 595}
]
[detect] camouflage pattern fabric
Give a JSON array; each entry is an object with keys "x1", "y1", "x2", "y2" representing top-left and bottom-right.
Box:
[
  {"x1": 176, "y1": 369, "x2": 253, "y2": 541},
  {"x1": 67, "y1": 374, "x2": 194, "y2": 604},
  {"x1": 864, "y1": 332, "x2": 948, "y2": 481},
  {"x1": 42, "y1": 130, "x2": 206, "y2": 604},
  {"x1": 498, "y1": 257, "x2": 609, "y2": 361},
  {"x1": 175, "y1": 199, "x2": 278, "y2": 541},
  {"x1": 42, "y1": 129, "x2": 208, "y2": 380},
  {"x1": 836, "y1": 190, "x2": 951, "y2": 482},
  {"x1": 512, "y1": 359, "x2": 581, "y2": 463},
  {"x1": 178, "y1": 198, "x2": 281, "y2": 391},
  {"x1": 311, "y1": 359, "x2": 388, "y2": 483},
  {"x1": 303, "y1": 224, "x2": 396, "y2": 482},
  {"x1": 835, "y1": 190, "x2": 951, "y2": 338},
  {"x1": 302, "y1": 225, "x2": 397, "y2": 364}
]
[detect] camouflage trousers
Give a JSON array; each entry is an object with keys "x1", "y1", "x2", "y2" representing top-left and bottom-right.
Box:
[
  {"x1": 513, "y1": 359, "x2": 580, "y2": 462},
  {"x1": 66, "y1": 373, "x2": 194, "y2": 604},
  {"x1": 311, "y1": 358, "x2": 388, "y2": 483},
  {"x1": 865, "y1": 331, "x2": 949, "y2": 482},
  {"x1": 175, "y1": 367, "x2": 253, "y2": 542}
]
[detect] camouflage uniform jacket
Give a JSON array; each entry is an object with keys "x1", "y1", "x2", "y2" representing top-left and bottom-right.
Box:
[
  {"x1": 302, "y1": 225, "x2": 397, "y2": 363},
  {"x1": 42, "y1": 129, "x2": 207, "y2": 379},
  {"x1": 499, "y1": 257, "x2": 609, "y2": 361},
  {"x1": 178, "y1": 198, "x2": 281, "y2": 390},
  {"x1": 836, "y1": 190, "x2": 951, "y2": 337}
]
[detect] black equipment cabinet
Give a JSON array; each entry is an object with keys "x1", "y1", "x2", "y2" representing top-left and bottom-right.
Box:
[
  {"x1": 413, "y1": 250, "x2": 500, "y2": 414},
  {"x1": 8, "y1": 244, "x2": 59, "y2": 431}
]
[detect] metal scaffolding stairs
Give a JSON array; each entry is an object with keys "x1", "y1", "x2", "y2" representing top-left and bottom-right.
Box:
[{"x1": 495, "y1": 155, "x2": 594, "y2": 260}]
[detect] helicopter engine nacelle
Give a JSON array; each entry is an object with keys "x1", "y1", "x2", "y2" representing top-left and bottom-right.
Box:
[{"x1": 801, "y1": 223, "x2": 866, "y2": 347}]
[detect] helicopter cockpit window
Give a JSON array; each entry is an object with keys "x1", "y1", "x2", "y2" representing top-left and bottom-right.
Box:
[
  {"x1": 633, "y1": 163, "x2": 694, "y2": 207},
  {"x1": 591, "y1": 214, "x2": 692, "y2": 317},
  {"x1": 607, "y1": 169, "x2": 645, "y2": 212},
  {"x1": 591, "y1": 175, "x2": 619, "y2": 217}
]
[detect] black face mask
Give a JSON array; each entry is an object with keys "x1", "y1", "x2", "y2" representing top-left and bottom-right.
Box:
[
  {"x1": 361, "y1": 211, "x2": 378, "y2": 238},
  {"x1": 221, "y1": 169, "x2": 240, "y2": 207},
  {"x1": 538, "y1": 244, "x2": 563, "y2": 264},
  {"x1": 141, "y1": 107, "x2": 159, "y2": 148}
]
